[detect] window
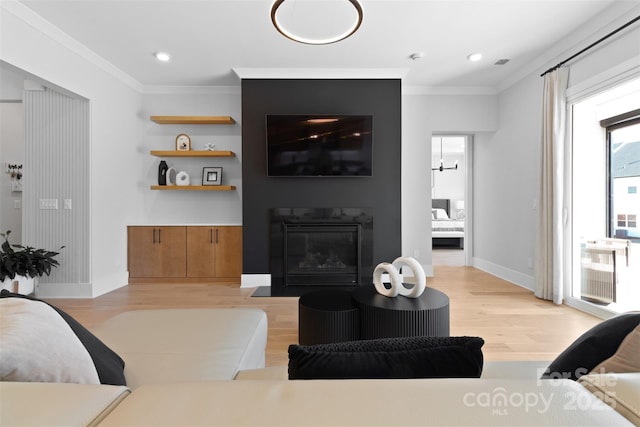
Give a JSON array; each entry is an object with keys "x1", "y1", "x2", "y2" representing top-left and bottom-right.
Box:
[
  {"x1": 603, "y1": 112, "x2": 640, "y2": 239},
  {"x1": 571, "y1": 78, "x2": 640, "y2": 314}
]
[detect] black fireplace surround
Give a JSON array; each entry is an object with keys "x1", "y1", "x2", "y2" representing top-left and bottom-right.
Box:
[{"x1": 270, "y1": 208, "x2": 373, "y2": 289}]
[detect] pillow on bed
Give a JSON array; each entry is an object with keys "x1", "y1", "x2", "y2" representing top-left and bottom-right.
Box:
[
  {"x1": 0, "y1": 290, "x2": 126, "y2": 386},
  {"x1": 288, "y1": 336, "x2": 484, "y2": 380},
  {"x1": 432, "y1": 208, "x2": 449, "y2": 220}
]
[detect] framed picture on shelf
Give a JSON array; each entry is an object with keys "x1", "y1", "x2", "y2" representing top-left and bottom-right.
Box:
[
  {"x1": 202, "y1": 167, "x2": 222, "y2": 186},
  {"x1": 176, "y1": 133, "x2": 191, "y2": 151}
]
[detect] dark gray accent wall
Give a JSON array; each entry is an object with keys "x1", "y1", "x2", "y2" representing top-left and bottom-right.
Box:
[{"x1": 241, "y1": 79, "x2": 401, "y2": 281}]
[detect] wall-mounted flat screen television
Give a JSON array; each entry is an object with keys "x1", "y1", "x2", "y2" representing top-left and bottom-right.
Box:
[{"x1": 266, "y1": 115, "x2": 373, "y2": 177}]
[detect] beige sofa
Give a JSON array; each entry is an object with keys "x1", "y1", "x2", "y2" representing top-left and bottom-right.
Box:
[{"x1": 1, "y1": 308, "x2": 638, "y2": 426}]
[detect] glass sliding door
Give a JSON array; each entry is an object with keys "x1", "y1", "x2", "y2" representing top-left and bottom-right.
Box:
[{"x1": 571, "y1": 78, "x2": 640, "y2": 314}]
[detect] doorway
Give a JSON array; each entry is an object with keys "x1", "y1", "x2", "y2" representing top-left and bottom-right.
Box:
[{"x1": 431, "y1": 135, "x2": 472, "y2": 266}]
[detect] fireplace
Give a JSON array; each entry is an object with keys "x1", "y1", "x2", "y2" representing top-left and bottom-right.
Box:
[
  {"x1": 284, "y1": 223, "x2": 361, "y2": 286},
  {"x1": 270, "y1": 208, "x2": 373, "y2": 288}
]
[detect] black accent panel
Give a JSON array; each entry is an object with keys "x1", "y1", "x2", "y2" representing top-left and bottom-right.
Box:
[{"x1": 241, "y1": 79, "x2": 402, "y2": 292}]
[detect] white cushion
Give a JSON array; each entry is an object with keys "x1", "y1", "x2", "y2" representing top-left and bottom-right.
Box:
[
  {"x1": 0, "y1": 382, "x2": 129, "y2": 427},
  {"x1": 0, "y1": 298, "x2": 99, "y2": 384},
  {"x1": 91, "y1": 308, "x2": 268, "y2": 389},
  {"x1": 100, "y1": 379, "x2": 632, "y2": 426},
  {"x1": 579, "y1": 373, "x2": 640, "y2": 426}
]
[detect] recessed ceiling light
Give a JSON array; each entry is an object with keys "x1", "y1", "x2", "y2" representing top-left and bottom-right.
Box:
[
  {"x1": 467, "y1": 53, "x2": 482, "y2": 62},
  {"x1": 153, "y1": 51, "x2": 172, "y2": 62}
]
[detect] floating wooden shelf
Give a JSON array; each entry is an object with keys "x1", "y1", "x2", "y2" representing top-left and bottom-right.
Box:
[
  {"x1": 151, "y1": 185, "x2": 236, "y2": 191},
  {"x1": 150, "y1": 115, "x2": 235, "y2": 125},
  {"x1": 150, "y1": 150, "x2": 235, "y2": 157}
]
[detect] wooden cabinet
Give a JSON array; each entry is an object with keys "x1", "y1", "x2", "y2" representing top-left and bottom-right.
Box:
[
  {"x1": 127, "y1": 225, "x2": 242, "y2": 283},
  {"x1": 127, "y1": 226, "x2": 186, "y2": 278},
  {"x1": 186, "y1": 226, "x2": 242, "y2": 278}
]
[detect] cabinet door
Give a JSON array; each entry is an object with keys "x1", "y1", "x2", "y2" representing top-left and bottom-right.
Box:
[
  {"x1": 157, "y1": 226, "x2": 187, "y2": 278},
  {"x1": 128, "y1": 226, "x2": 186, "y2": 278},
  {"x1": 215, "y1": 226, "x2": 242, "y2": 278},
  {"x1": 128, "y1": 226, "x2": 159, "y2": 278},
  {"x1": 186, "y1": 227, "x2": 215, "y2": 278}
]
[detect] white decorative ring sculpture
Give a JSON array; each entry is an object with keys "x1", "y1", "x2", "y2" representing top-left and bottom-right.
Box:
[
  {"x1": 391, "y1": 257, "x2": 426, "y2": 298},
  {"x1": 372, "y1": 256, "x2": 426, "y2": 299},
  {"x1": 372, "y1": 262, "x2": 402, "y2": 298}
]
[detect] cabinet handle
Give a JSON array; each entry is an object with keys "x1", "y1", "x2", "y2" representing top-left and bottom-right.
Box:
[
  {"x1": 153, "y1": 228, "x2": 156, "y2": 244},
  {"x1": 209, "y1": 229, "x2": 213, "y2": 244},
  {"x1": 215, "y1": 228, "x2": 219, "y2": 244},
  {"x1": 158, "y1": 228, "x2": 162, "y2": 244}
]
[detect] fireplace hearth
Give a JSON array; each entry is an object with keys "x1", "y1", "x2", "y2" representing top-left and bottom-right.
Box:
[{"x1": 270, "y1": 208, "x2": 373, "y2": 289}]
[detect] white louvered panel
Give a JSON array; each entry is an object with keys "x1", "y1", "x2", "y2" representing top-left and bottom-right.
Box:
[
  {"x1": 579, "y1": 240, "x2": 629, "y2": 305},
  {"x1": 23, "y1": 89, "x2": 90, "y2": 285}
]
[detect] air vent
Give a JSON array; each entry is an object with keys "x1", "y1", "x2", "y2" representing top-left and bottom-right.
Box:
[{"x1": 494, "y1": 58, "x2": 510, "y2": 65}]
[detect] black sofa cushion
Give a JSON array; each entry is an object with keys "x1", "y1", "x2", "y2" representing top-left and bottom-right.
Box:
[{"x1": 288, "y1": 335, "x2": 484, "y2": 380}]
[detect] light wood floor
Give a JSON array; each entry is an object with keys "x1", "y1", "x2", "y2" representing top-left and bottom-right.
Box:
[{"x1": 47, "y1": 266, "x2": 601, "y2": 367}]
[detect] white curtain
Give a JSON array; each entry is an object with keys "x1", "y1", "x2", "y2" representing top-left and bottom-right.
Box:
[{"x1": 535, "y1": 67, "x2": 569, "y2": 305}]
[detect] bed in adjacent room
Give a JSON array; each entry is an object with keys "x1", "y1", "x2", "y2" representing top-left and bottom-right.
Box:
[{"x1": 432, "y1": 199, "x2": 464, "y2": 249}]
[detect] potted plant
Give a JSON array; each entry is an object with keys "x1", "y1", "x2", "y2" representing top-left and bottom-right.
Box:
[{"x1": 0, "y1": 230, "x2": 63, "y2": 295}]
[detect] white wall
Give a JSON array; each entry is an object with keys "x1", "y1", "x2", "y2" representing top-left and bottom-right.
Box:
[
  {"x1": 139, "y1": 90, "x2": 242, "y2": 225},
  {"x1": 473, "y1": 74, "x2": 542, "y2": 289},
  {"x1": 402, "y1": 93, "x2": 498, "y2": 276},
  {"x1": 1, "y1": 2, "x2": 143, "y2": 297}
]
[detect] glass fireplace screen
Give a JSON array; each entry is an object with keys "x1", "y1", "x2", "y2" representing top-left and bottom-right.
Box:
[{"x1": 283, "y1": 224, "x2": 361, "y2": 286}]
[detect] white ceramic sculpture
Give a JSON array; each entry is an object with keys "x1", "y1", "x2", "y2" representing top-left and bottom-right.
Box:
[
  {"x1": 176, "y1": 171, "x2": 190, "y2": 186},
  {"x1": 372, "y1": 256, "x2": 426, "y2": 298}
]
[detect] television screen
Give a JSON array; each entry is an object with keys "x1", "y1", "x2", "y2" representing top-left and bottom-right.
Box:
[{"x1": 266, "y1": 115, "x2": 373, "y2": 177}]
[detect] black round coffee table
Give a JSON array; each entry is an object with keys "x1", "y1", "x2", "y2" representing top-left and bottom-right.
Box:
[
  {"x1": 298, "y1": 289, "x2": 360, "y2": 345},
  {"x1": 351, "y1": 284, "x2": 450, "y2": 339}
]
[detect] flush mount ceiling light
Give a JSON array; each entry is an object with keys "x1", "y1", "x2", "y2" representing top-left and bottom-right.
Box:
[
  {"x1": 270, "y1": 0, "x2": 363, "y2": 45},
  {"x1": 153, "y1": 51, "x2": 172, "y2": 62}
]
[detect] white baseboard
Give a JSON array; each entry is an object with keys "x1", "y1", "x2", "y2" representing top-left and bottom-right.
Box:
[
  {"x1": 35, "y1": 282, "x2": 93, "y2": 299},
  {"x1": 472, "y1": 257, "x2": 534, "y2": 291},
  {"x1": 241, "y1": 274, "x2": 271, "y2": 288}
]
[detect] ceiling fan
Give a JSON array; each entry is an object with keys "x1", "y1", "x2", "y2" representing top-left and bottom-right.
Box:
[{"x1": 432, "y1": 138, "x2": 458, "y2": 172}]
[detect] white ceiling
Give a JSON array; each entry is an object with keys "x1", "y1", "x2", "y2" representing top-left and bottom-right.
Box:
[{"x1": 15, "y1": 0, "x2": 639, "y2": 90}]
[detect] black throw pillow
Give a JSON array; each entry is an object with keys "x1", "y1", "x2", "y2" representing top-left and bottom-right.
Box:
[
  {"x1": 540, "y1": 311, "x2": 640, "y2": 381},
  {"x1": 0, "y1": 289, "x2": 126, "y2": 386},
  {"x1": 288, "y1": 336, "x2": 484, "y2": 380}
]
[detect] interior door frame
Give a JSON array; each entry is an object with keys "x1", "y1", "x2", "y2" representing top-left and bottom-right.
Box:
[{"x1": 431, "y1": 133, "x2": 473, "y2": 267}]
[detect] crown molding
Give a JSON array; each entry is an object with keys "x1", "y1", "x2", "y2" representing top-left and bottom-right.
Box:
[
  {"x1": 233, "y1": 67, "x2": 409, "y2": 81},
  {"x1": 1, "y1": 0, "x2": 144, "y2": 93},
  {"x1": 402, "y1": 85, "x2": 498, "y2": 96},
  {"x1": 142, "y1": 85, "x2": 241, "y2": 95}
]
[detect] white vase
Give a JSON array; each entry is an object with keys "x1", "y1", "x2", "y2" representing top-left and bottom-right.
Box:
[{"x1": 1, "y1": 275, "x2": 35, "y2": 295}]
